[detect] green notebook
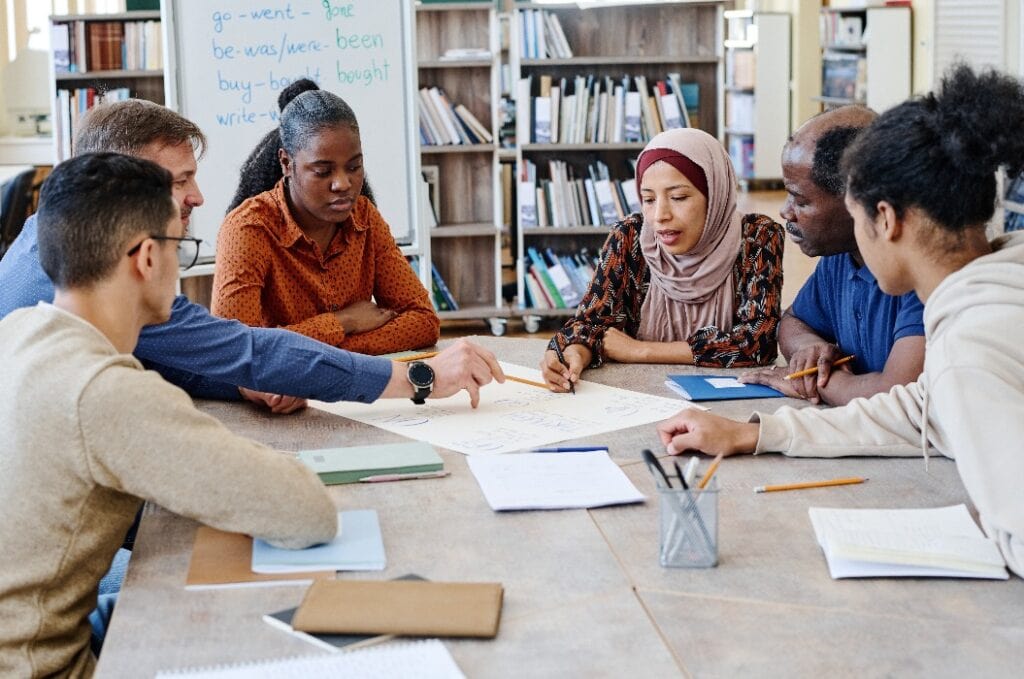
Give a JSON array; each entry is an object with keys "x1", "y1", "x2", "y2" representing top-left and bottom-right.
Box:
[{"x1": 298, "y1": 442, "x2": 444, "y2": 485}]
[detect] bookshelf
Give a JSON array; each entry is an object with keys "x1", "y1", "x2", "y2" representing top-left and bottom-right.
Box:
[
  {"x1": 415, "y1": 2, "x2": 508, "y2": 334},
  {"x1": 814, "y1": 5, "x2": 910, "y2": 114},
  {"x1": 48, "y1": 11, "x2": 164, "y2": 162},
  {"x1": 722, "y1": 10, "x2": 790, "y2": 183},
  {"x1": 511, "y1": 0, "x2": 725, "y2": 322}
]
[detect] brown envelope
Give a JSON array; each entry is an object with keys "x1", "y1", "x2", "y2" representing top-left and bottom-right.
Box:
[
  {"x1": 185, "y1": 526, "x2": 333, "y2": 588},
  {"x1": 292, "y1": 579, "x2": 503, "y2": 638}
]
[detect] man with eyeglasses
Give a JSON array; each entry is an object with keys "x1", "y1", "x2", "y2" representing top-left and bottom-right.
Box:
[
  {"x1": 0, "y1": 153, "x2": 341, "y2": 677},
  {"x1": 0, "y1": 99, "x2": 504, "y2": 410}
]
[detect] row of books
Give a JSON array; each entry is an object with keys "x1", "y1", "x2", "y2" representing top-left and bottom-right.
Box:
[
  {"x1": 52, "y1": 20, "x2": 163, "y2": 74},
  {"x1": 522, "y1": 247, "x2": 599, "y2": 310},
  {"x1": 518, "y1": 9, "x2": 573, "y2": 60},
  {"x1": 822, "y1": 52, "x2": 867, "y2": 102},
  {"x1": 515, "y1": 73, "x2": 698, "y2": 146},
  {"x1": 519, "y1": 159, "x2": 641, "y2": 229},
  {"x1": 820, "y1": 12, "x2": 865, "y2": 47},
  {"x1": 418, "y1": 87, "x2": 494, "y2": 146},
  {"x1": 727, "y1": 136, "x2": 755, "y2": 180},
  {"x1": 409, "y1": 257, "x2": 460, "y2": 312},
  {"x1": 53, "y1": 87, "x2": 132, "y2": 160}
]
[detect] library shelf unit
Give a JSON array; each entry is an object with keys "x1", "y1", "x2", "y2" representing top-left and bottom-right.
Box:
[
  {"x1": 48, "y1": 10, "x2": 164, "y2": 162},
  {"x1": 415, "y1": 1, "x2": 508, "y2": 335},
  {"x1": 511, "y1": 0, "x2": 725, "y2": 325},
  {"x1": 722, "y1": 10, "x2": 790, "y2": 184},
  {"x1": 814, "y1": 5, "x2": 910, "y2": 114}
]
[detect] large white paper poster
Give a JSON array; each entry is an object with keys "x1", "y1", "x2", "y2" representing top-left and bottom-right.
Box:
[{"x1": 311, "y1": 362, "x2": 692, "y2": 455}]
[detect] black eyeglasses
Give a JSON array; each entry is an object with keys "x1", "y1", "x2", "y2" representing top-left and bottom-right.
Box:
[{"x1": 126, "y1": 236, "x2": 203, "y2": 271}]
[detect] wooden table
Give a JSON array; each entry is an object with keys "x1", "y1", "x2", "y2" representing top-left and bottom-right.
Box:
[{"x1": 96, "y1": 337, "x2": 1024, "y2": 677}]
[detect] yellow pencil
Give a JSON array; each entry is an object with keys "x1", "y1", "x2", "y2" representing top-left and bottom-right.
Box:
[
  {"x1": 394, "y1": 351, "x2": 440, "y2": 362},
  {"x1": 783, "y1": 355, "x2": 855, "y2": 381},
  {"x1": 697, "y1": 453, "x2": 724, "y2": 490},
  {"x1": 505, "y1": 375, "x2": 549, "y2": 390},
  {"x1": 753, "y1": 477, "x2": 866, "y2": 493}
]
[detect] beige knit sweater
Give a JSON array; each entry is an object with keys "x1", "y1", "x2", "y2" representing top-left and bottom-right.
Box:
[{"x1": 0, "y1": 304, "x2": 338, "y2": 678}]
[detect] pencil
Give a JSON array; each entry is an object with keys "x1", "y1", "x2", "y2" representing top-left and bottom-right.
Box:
[
  {"x1": 506, "y1": 375, "x2": 549, "y2": 389},
  {"x1": 394, "y1": 351, "x2": 440, "y2": 362},
  {"x1": 553, "y1": 342, "x2": 576, "y2": 395},
  {"x1": 753, "y1": 477, "x2": 866, "y2": 493},
  {"x1": 697, "y1": 453, "x2": 724, "y2": 490},
  {"x1": 783, "y1": 355, "x2": 855, "y2": 381}
]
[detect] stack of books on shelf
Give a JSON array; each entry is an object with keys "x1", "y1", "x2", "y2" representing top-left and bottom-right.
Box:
[
  {"x1": 518, "y1": 9, "x2": 573, "y2": 59},
  {"x1": 522, "y1": 246, "x2": 598, "y2": 310},
  {"x1": 820, "y1": 12, "x2": 864, "y2": 47},
  {"x1": 516, "y1": 73, "x2": 698, "y2": 145},
  {"x1": 821, "y1": 52, "x2": 867, "y2": 102},
  {"x1": 51, "y1": 19, "x2": 162, "y2": 74},
  {"x1": 54, "y1": 88, "x2": 133, "y2": 160},
  {"x1": 409, "y1": 257, "x2": 459, "y2": 313},
  {"x1": 519, "y1": 159, "x2": 641, "y2": 229},
  {"x1": 418, "y1": 87, "x2": 494, "y2": 146}
]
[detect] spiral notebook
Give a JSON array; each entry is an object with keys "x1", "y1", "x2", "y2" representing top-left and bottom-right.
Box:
[{"x1": 154, "y1": 639, "x2": 464, "y2": 678}]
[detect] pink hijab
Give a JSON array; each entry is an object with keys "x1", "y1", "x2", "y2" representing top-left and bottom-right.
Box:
[{"x1": 636, "y1": 128, "x2": 742, "y2": 345}]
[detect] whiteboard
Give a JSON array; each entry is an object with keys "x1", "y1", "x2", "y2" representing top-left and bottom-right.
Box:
[{"x1": 163, "y1": 0, "x2": 419, "y2": 256}]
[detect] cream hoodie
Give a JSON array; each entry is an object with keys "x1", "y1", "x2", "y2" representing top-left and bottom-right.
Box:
[{"x1": 755, "y1": 231, "x2": 1024, "y2": 577}]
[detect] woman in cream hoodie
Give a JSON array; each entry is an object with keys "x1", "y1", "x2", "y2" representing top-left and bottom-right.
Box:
[{"x1": 654, "y1": 63, "x2": 1024, "y2": 577}]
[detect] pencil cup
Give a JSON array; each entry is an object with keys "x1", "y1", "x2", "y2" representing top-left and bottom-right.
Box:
[{"x1": 658, "y1": 479, "x2": 718, "y2": 568}]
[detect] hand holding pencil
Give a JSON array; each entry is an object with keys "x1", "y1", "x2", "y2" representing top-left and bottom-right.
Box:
[{"x1": 740, "y1": 344, "x2": 854, "y2": 404}]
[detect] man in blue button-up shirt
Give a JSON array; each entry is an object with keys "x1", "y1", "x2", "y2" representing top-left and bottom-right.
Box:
[
  {"x1": 741, "y1": 106, "x2": 925, "y2": 405},
  {"x1": 0, "y1": 99, "x2": 503, "y2": 409}
]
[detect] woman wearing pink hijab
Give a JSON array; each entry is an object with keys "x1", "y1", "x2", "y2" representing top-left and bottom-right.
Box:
[{"x1": 541, "y1": 128, "x2": 785, "y2": 392}]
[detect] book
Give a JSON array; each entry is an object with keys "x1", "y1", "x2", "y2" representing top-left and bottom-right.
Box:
[
  {"x1": 263, "y1": 574, "x2": 427, "y2": 652},
  {"x1": 252, "y1": 510, "x2": 386, "y2": 573},
  {"x1": 153, "y1": 639, "x2": 465, "y2": 678},
  {"x1": 808, "y1": 504, "x2": 1009, "y2": 580},
  {"x1": 185, "y1": 526, "x2": 332, "y2": 590},
  {"x1": 298, "y1": 441, "x2": 443, "y2": 485},
  {"x1": 292, "y1": 579, "x2": 504, "y2": 638},
  {"x1": 664, "y1": 375, "x2": 784, "y2": 401}
]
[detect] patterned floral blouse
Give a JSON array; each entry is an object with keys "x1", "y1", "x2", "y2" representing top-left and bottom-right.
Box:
[{"x1": 548, "y1": 212, "x2": 784, "y2": 368}]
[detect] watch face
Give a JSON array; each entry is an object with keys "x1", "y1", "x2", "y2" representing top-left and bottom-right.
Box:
[{"x1": 408, "y1": 361, "x2": 435, "y2": 388}]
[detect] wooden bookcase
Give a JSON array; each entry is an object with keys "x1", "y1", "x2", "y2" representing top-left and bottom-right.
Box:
[
  {"x1": 510, "y1": 0, "x2": 725, "y2": 322},
  {"x1": 415, "y1": 2, "x2": 508, "y2": 333},
  {"x1": 48, "y1": 10, "x2": 164, "y2": 162},
  {"x1": 814, "y1": 5, "x2": 910, "y2": 113},
  {"x1": 722, "y1": 10, "x2": 790, "y2": 183}
]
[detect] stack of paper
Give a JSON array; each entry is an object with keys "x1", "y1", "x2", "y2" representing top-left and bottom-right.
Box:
[
  {"x1": 467, "y1": 451, "x2": 644, "y2": 511},
  {"x1": 808, "y1": 504, "x2": 1008, "y2": 579},
  {"x1": 252, "y1": 510, "x2": 386, "y2": 573}
]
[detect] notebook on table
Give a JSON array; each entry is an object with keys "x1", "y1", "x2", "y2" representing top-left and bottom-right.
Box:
[
  {"x1": 808, "y1": 504, "x2": 1008, "y2": 580},
  {"x1": 252, "y1": 510, "x2": 386, "y2": 574},
  {"x1": 298, "y1": 442, "x2": 443, "y2": 485},
  {"x1": 665, "y1": 374, "x2": 784, "y2": 401},
  {"x1": 185, "y1": 526, "x2": 332, "y2": 590}
]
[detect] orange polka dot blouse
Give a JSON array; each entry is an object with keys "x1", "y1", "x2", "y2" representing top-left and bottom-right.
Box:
[{"x1": 212, "y1": 179, "x2": 440, "y2": 355}]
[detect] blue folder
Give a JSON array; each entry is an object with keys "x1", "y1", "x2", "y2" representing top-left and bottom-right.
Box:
[{"x1": 665, "y1": 375, "x2": 784, "y2": 401}]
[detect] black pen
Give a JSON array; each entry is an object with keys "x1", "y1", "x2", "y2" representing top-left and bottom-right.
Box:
[
  {"x1": 673, "y1": 459, "x2": 689, "y2": 490},
  {"x1": 553, "y1": 342, "x2": 576, "y2": 395},
  {"x1": 641, "y1": 449, "x2": 672, "y2": 488}
]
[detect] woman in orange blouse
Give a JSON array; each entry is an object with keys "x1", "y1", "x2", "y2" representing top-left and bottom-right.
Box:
[{"x1": 212, "y1": 89, "x2": 439, "y2": 355}]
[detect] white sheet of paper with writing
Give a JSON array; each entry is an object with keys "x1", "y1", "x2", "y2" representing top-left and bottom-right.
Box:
[{"x1": 311, "y1": 362, "x2": 694, "y2": 455}]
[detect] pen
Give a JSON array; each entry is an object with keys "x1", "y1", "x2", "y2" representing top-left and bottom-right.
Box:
[
  {"x1": 531, "y1": 446, "x2": 609, "y2": 453},
  {"x1": 552, "y1": 342, "x2": 576, "y2": 395},
  {"x1": 506, "y1": 375, "x2": 549, "y2": 389},
  {"x1": 358, "y1": 471, "x2": 451, "y2": 483},
  {"x1": 697, "y1": 453, "x2": 724, "y2": 490},
  {"x1": 394, "y1": 351, "x2": 440, "y2": 362},
  {"x1": 641, "y1": 448, "x2": 672, "y2": 488},
  {"x1": 754, "y1": 477, "x2": 866, "y2": 493},
  {"x1": 673, "y1": 459, "x2": 689, "y2": 490},
  {"x1": 783, "y1": 355, "x2": 855, "y2": 381}
]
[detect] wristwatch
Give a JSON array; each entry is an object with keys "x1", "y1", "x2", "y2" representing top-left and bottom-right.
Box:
[{"x1": 407, "y1": 361, "x2": 435, "y2": 405}]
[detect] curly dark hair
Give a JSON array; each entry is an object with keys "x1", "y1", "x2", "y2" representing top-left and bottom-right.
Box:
[
  {"x1": 843, "y1": 63, "x2": 1024, "y2": 233},
  {"x1": 810, "y1": 125, "x2": 865, "y2": 196},
  {"x1": 227, "y1": 79, "x2": 375, "y2": 212}
]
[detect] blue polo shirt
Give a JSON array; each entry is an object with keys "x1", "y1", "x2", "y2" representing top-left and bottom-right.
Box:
[{"x1": 790, "y1": 253, "x2": 924, "y2": 374}]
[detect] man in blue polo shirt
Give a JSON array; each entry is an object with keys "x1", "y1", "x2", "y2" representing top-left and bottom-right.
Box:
[
  {"x1": 742, "y1": 106, "x2": 925, "y2": 405},
  {"x1": 0, "y1": 100, "x2": 503, "y2": 409}
]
